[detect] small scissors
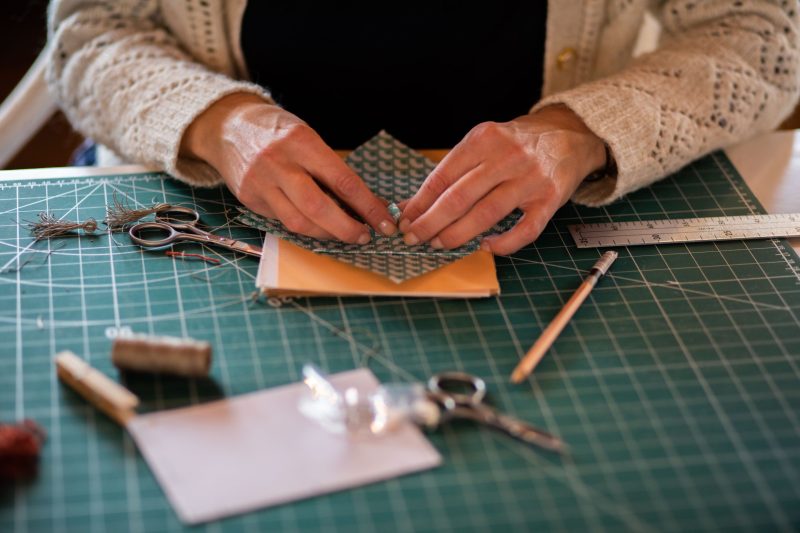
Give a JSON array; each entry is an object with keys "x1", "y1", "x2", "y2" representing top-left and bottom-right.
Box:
[
  {"x1": 426, "y1": 372, "x2": 566, "y2": 454},
  {"x1": 128, "y1": 206, "x2": 262, "y2": 258}
]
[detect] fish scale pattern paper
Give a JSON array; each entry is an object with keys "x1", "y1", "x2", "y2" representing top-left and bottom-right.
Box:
[{"x1": 237, "y1": 131, "x2": 514, "y2": 283}]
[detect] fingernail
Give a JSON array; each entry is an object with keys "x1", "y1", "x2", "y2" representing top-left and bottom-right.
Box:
[
  {"x1": 480, "y1": 240, "x2": 492, "y2": 252},
  {"x1": 399, "y1": 218, "x2": 410, "y2": 233},
  {"x1": 358, "y1": 233, "x2": 371, "y2": 245},
  {"x1": 430, "y1": 237, "x2": 443, "y2": 249},
  {"x1": 403, "y1": 232, "x2": 419, "y2": 246},
  {"x1": 378, "y1": 219, "x2": 397, "y2": 236}
]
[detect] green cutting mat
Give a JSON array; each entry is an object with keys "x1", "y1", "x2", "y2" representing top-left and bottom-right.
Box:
[{"x1": 1, "y1": 152, "x2": 799, "y2": 532}]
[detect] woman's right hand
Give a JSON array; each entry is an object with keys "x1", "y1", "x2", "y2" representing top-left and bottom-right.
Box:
[{"x1": 181, "y1": 93, "x2": 396, "y2": 243}]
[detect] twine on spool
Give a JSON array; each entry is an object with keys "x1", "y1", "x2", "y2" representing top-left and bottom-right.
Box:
[{"x1": 111, "y1": 333, "x2": 212, "y2": 377}]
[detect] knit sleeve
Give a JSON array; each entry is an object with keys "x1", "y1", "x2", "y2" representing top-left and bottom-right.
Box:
[
  {"x1": 535, "y1": 0, "x2": 800, "y2": 207},
  {"x1": 46, "y1": 0, "x2": 272, "y2": 187}
]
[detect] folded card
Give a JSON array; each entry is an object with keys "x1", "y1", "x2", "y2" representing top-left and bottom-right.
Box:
[{"x1": 257, "y1": 234, "x2": 499, "y2": 298}]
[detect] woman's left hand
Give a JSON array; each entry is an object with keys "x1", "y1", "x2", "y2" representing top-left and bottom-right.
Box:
[{"x1": 399, "y1": 104, "x2": 608, "y2": 255}]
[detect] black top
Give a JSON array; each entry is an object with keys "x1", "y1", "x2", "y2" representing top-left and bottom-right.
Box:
[{"x1": 241, "y1": 2, "x2": 547, "y2": 148}]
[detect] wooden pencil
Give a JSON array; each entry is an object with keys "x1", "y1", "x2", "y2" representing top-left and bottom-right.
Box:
[{"x1": 511, "y1": 251, "x2": 618, "y2": 383}]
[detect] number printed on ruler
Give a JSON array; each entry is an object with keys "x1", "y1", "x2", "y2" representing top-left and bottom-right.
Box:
[{"x1": 568, "y1": 214, "x2": 800, "y2": 248}]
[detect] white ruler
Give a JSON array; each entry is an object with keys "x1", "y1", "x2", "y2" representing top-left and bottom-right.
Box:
[{"x1": 568, "y1": 213, "x2": 800, "y2": 248}]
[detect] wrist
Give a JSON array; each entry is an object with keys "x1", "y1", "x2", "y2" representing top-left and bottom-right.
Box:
[
  {"x1": 180, "y1": 92, "x2": 271, "y2": 168},
  {"x1": 539, "y1": 105, "x2": 611, "y2": 183}
]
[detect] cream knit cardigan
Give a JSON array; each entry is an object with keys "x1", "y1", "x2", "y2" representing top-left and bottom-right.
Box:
[{"x1": 47, "y1": 0, "x2": 800, "y2": 206}]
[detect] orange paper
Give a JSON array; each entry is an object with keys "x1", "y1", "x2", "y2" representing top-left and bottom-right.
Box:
[{"x1": 257, "y1": 235, "x2": 499, "y2": 298}]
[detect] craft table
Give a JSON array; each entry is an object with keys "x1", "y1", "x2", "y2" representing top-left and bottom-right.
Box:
[{"x1": 0, "y1": 131, "x2": 798, "y2": 532}]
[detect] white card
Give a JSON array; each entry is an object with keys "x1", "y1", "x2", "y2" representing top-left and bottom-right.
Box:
[{"x1": 128, "y1": 369, "x2": 442, "y2": 524}]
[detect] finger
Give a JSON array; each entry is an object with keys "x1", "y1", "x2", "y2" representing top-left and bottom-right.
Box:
[
  {"x1": 481, "y1": 210, "x2": 549, "y2": 256},
  {"x1": 281, "y1": 172, "x2": 372, "y2": 244},
  {"x1": 266, "y1": 187, "x2": 335, "y2": 241},
  {"x1": 401, "y1": 143, "x2": 482, "y2": 226},
  {"x1": 396, "y1": 199, "x2": 411, "y2": 230},
  {"x1": 403, "y1": 164, "x2": 498, "y2": 245},
  {"x1": 402, "y1": 121, "x2": 505, "y2": 224},
  {"x1": 239, "y1": 194, "x2": 278, "y2": 220},
  {"x1": 300, "y1": 137, "x2": 397, "y2": 236},
  {"x1": 428, "y1": 183, "x2": 520, "y2": 249}
]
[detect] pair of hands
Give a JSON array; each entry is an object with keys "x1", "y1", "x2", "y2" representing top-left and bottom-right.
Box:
[{"x1": 182, "y1": 93, "x2": 607, "y2": 255}]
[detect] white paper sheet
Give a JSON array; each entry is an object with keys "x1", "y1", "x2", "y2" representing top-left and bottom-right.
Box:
[{"x1": 128, "y1": 369, "x2": 442, "y2": 524}]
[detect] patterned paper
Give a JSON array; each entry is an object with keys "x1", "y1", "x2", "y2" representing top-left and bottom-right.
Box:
[{"x1": 237, "y1": 131, "x2": 516, "y2": 283}]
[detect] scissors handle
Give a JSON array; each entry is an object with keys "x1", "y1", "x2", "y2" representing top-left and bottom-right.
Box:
[
  {"x1": 129, "y1": 222, "x2": 262, "y2": 258},
  {"x1": 427, "y1": 372, "x2": 487, "y2": 405},
  {"x1": 153, "y1": 206, "x2": 201, "y2": 229}
]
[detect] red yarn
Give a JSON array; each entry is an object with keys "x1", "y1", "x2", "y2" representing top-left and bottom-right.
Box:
[{"x1": 0, "y1": 420, "x2": 46, "y2": 480}]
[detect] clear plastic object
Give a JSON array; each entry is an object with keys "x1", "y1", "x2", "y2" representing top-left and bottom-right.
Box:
[{"x1": 298, "y1": 364, "x2": 441, "y2": 436}]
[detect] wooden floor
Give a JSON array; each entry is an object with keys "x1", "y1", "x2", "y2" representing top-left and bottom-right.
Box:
[{"x1": 1, "y1": 4, "x2": 797, "y2": 172}]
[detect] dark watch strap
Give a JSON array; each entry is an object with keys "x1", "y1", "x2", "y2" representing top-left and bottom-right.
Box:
[{"x1": 583, "y1": 143, "x2": 616, "y2": 183}]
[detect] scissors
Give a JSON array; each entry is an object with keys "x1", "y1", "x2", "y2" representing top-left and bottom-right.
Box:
[
  {"x1": 128, "y1": 206, "x2": 262, "y2": 258},
  {"x1": 426, "y1": 371, "x2": 566, "y2": 454}
]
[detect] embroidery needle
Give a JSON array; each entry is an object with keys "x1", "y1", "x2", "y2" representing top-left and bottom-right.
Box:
[{"x1": 510, "y1": 251, "x2": 618, "y2": 383}]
